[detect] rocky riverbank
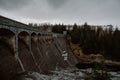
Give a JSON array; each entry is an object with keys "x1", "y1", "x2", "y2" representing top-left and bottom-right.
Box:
[
  {"x1": 76, "y1": 61, "x2": 120, "y2": 71},
  {"x1": 75, "y1": 54, "x2": 120, "y2": 71}
]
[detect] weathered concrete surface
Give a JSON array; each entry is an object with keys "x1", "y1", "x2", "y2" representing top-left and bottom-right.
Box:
[
  {"x1": 0, "y1": 41, "x2": 21, "y2": 80},
  {"x1": 0, "y1": 36, "x2": 78, "y2": 80},
  {"x1": 0, "y1": 15, "x2": 78, "y2": 80}
]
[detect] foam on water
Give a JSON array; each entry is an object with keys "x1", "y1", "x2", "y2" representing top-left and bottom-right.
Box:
[{"x1": 17, "y1": 69, "x2": 120, "y2": 80}]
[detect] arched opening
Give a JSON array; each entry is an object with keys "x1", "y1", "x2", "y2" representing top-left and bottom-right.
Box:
[
  {"x1": 18, "y1": 31, "x2": 29, "y2": 49},
  {"x1": 31, "y1": 32, "x2": 41, "y2": 67},
  {"x1": 38, "y1": 33, "x2": 41, "y2": 36},
  {"x1": 18, "y1": 31, "x2": 37, "y2": 71},
  {"x1": 31, "y1": 33, "x2": 41, "y2": 71},
  {"x1": 38, "y1": 33, "x2": 42, "y2": 38},
  {"x1": 41, "y1": 34, "x2": 46, "y2": 43},
  {"x1": 0, "y1": 28, "x2": 21, "y2": 80},
  {"x1": 38, "y1": 33, "x2": 42, "y2": 44},
  {"x1": 47, "y1": 34, "x2": 50, "y2": 41},
  {"x1": 31, "y1": 32, "x2": 37, "y2": 42},
  {"x1": 0, "y1": 28, "x2": 15, "y2": 36},
  {"x1": 39, "y1": 33, "x2": 44, "y2": 43},
  {"x1": 0, "y1": 28, "x2": 15, "y2": 54},
  {"x1": 18, "y1": 31, "x2": 29, "y2": 36},
  {"x1": 18, "y1": 31, "x2": 29, "y2": 55},
  {"x1": 45, "y1": 34, "x2": 49, "y2": 42}
]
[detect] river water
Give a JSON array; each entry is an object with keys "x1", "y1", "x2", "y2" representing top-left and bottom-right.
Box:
[{"x1": 15, "y1": 68, "x2": 120, "y2": 80}]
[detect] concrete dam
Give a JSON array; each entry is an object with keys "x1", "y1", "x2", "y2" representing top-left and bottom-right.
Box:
[{"x1": 0, "y1": 16, "x2": 78, "y2": 80}]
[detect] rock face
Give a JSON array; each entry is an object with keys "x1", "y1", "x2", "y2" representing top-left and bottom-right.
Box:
[{"x1": 0, "y1": 37, "x2": 78, "y2": 80}]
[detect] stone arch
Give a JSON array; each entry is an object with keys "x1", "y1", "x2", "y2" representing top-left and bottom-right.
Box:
[
  {"x1": 45, "y1": 34, "x2": 49, "y2": 41},
  {"x1": 41, "y1": 34, "x2": 46, "y2": 43},
  {"x1": 38, "y1": 33, "x2": 42, "y2": 41},
  {"x1": 0, "y1": 28, "x2": 21, "y2": 79},
  {"x1": 18, "y1": 31, "x2": 29, "y2": 36},
  {"x1": 42, "y1": 33, "x2": 45, "y2": 36},
  {"x1": 0, "y1": 24, "x2": 17, "y2": 34},
  {"x1": 0, "y1": 28, "x2": 15, "y2": 54},
  {"x1": 38, "y1": 33, "x2": 42, "y2": 36},
  {"x1": 18, "y1": 31, "x2": 29, "y2": 48},
  {"x1": 17, "y1": 30, "x2": 29, "y2": 35},
  {"x1": 31, "y1": 32, "x2": 41, "y2": 71},
  {"x1": 31, "y1": 32, "x2": 36, "y2": 35},
  {"x1": 0, "y1": 28, "x2": 15, "y2": 34},
  {"x1": 40, "y1": 33, "x2": 43, "y2": 37},
  {"x1": 31, "y1": 32, "x2": 38, "y2": 42},
  {"x1": 47, "y1": 34, "x2": 51, "y2": 41},
  {"x1": 18, "y1": 31, "x2": 37, "y2": 71},
  {"x1": 45, "y1": 34, "x2": 48, "y2": 41}
]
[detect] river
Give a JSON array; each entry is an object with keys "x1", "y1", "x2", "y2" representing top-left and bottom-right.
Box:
[{"x1": 13, "y1": 68, "x2": 120, "y2": 80}]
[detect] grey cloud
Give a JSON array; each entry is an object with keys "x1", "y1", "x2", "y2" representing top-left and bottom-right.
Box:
[
  {"x1": 0, "y1": 0, "x2": 120, "y2": 26},
  {"x1": 47, "y1": 0, "x2": 67, "y2": 9},
  {"x1": 0, "y1": 0, "x2": 30, "y2": 10}
]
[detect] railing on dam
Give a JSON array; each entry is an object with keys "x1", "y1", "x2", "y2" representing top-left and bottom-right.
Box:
[
  {"x1": 0, "y1": 15, "x2": 42, "y2": 32},
  {"x1": 0, "y1": 15, "x2": 65, "y2": 38}
]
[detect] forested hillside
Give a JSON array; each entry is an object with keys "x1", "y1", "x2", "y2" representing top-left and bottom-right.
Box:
[{"x1": 51, "y1": 23, "x2": 120, "y2": 60}]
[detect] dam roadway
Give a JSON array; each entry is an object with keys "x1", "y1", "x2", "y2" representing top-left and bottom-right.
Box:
[{"x1": 0, "y1": 15, "x2": 77, "y2": 80}]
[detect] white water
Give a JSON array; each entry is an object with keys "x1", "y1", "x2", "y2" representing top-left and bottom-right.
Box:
[{"x1": 17, "y1": 68, "x2": 120, "y2": 80}]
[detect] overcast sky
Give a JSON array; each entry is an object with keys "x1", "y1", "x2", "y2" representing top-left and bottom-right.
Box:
[{"x1": 0, "y1": 0, "x2": 120, "y2": 26}]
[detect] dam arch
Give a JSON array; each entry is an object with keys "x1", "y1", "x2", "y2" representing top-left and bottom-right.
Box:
[
  {"x1": 18, "y1": 31, "x2": 30, "y2": 47},
  {"x1": 0, "y1": 28, "x2": 15, "y2": 35},
  {"x1": 31, "y1": 32, "x2": 38, "y2": 43},
  {"x1": 0, "y1": 28, "x2": 22, "y2": 80},
  {"x1": 0, "y1": 28, "x2": 15, "y2": 53},
  {"x1": 38, "y1": 33, "x2": 42, "y2": 44}
]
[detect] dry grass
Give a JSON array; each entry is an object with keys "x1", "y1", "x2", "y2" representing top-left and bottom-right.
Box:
[{"x1": 69, "y1": 42, "x2": 84, "y2": 57}]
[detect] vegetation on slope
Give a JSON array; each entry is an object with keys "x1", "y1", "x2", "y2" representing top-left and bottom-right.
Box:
[{"x1": 30, "y1": 22, "x2": 120, "y2": 60}]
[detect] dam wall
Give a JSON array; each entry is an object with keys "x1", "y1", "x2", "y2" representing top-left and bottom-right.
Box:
[{"x1": 0, "y1": 16, "x2": 78, "y2": 80}]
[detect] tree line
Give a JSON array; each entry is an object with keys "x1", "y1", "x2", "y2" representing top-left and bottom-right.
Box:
[
  {"x1": 29, "y1": 23, "x2": 120, "y2": 60},
  {"x1": 70, "y1": 23, "x2": 120, "y2": 60}
]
